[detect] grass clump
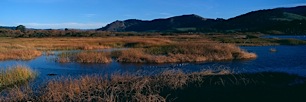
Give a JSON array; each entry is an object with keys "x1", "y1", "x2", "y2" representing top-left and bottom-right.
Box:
[
  {"x1": 76, "y1": 51, "x2": 112, "y2": 63},
  {"x1": 113, "y1": 43, "x2": 257, "y2": 63},
  {"x1": 56, "y1": 52, "x2": 75, "y2": 63},
  {"x1": 0, "y1": 65, "x2": 36, "y2": 90}
]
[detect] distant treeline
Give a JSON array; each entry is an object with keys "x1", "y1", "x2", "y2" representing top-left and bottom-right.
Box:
[
  {"x1": 1, "y1": 22, "x2": 305, "y2": 38},
  {"x1": 0, "y1": 28, "x2": 163, "y2": 38}
]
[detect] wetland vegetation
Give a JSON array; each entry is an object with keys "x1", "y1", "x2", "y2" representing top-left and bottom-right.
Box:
[
  {"x1": 0, "y1": 34, "x2": 305, "y2": 101},
  {"x1": 1, "y1": 69, "x2": 305, "y2": 102}
]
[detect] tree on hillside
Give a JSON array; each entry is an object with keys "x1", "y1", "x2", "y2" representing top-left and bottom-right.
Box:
[{"x1": 16, "y1": 25, "x2": 26, "y2": 33}]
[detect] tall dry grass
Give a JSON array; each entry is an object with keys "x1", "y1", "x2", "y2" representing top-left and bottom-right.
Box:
[
  {"x1": 0, "y1": 36, "x2": 211, "y2": 61},
  {"x1": 113, "y1": 43, "x2": 257, "y2": 63},
  {"x1": 0, "y1": 37, "x2": 173, "y2": 51},
  {"x1": 56, "y1": 52, "x2": 74, "y2": 63},
  {"x1": 76, "y1": 52, "x2": 112, "y2": 63},
  {"x1": 0, "y1": 69, "x2": 231, "y2": 101},
  {"x1": 0, "y1": 49, "x2": 42, "y2": 60},
  {"x1": 0, "y1": 65, "x2": 36, "y2": 90}
]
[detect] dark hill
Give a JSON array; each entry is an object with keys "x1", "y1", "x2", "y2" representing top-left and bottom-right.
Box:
[
  {"x1": 98, "y1": 6, "x2": 306, "y2": 34},
  {"x1": 98, "y1": 14, "x2": 220, "y2": 32},
  {"x1": 283, "y1": 6, "x2": 306, "y2": 16},
  {"x1": 221, "y1": 6, "x2": 306, "y2": 34}
]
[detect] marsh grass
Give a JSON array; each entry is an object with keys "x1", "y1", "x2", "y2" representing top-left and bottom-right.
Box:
[
  {"x1": 113, "y1": 43, "x2": 257, "y2": 63},
  {"x1": 0, "y1": 65, "x2": 36, "y2": 90},
  {"x1": 56, "y1": 52, "x2": 75, "y2": 63},
  {"x1": 0, "y1": 68, "x2": 231, "y2": 102},
  {"x1": 0, "y1": 49, "x2": 42, "y2": 60},
  {"x1": 76, "y1": 51, "x2": 112, "y2": 63},
  {"x1": 1, "y1": 69, "x2": 306, "y2": 102},
  {"x1": 0, "y1": 37, "x2": 174, "y2": 61},
  {"x1": 0, "y1": 37, "x2": 172, "y2": 51}
]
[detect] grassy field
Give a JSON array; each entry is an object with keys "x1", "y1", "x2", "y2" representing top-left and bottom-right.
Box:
[
  {"x1": 0, "y1": 49, "x2": 42, "y2": 61},
  {"x1": 0, "y1": 37, "x2": 173, "y2": 50},
  {"x1": 0, "y1": 65, "x2": 36, "y2": 90}
]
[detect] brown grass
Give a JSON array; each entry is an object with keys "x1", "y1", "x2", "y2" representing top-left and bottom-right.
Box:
[
  {"x1": 0, "y1": 37, "x2": 173, "y2": 51},
  {"x1": 0, "y1": 49, "x2": 42, "y2": 60},
  {"x1": 76, "y1": 52, "x2": 112, "y2": 63},
  {"x1": 0, "y1": 36, "x2": 221, "y2": 61},
  {"x1": 0, "y1": 36, "x2": 255, "y2": 62},
  {"x1": 0, "y1": 69, "x2": 231, "y2": 101},
  {"x1": 113, "y1": 43, "x2": 257, "y2": 63}
]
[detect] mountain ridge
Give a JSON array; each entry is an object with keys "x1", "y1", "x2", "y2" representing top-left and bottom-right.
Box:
[
  {"x1": 98, "y1": 6, "x2": 306, "y2": 34},
  {"x1": 97, "y1": 14, "x2": 217, "y2": 32}
]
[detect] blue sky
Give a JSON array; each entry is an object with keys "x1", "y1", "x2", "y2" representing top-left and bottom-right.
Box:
[{"x1": 1, "y1": 0, "x2": 306, "y2": 29}]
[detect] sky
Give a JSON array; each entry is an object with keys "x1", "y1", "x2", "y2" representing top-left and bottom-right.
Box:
[{"x1": 1, "y1": 0, "x2": 306, "y2": 29}]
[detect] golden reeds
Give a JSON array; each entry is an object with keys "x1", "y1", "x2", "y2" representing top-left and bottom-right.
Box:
[
  {"x1": 114, "y1": 43, "x2": 257, "y2": 63},
  {"x1": 0, "y1": 37, "x2": 173, "y2": 51},
  {"x1": 0, "y1": 49, "x2": 42, "y2": 60},
  {"x1": 76, "y1": 51, "x2": 112, "y2": 63}
]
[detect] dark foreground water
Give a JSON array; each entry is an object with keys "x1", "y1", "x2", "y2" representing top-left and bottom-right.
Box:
[{"x1": 0, "y1": 45, "x2": 306, "y2": 85}]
